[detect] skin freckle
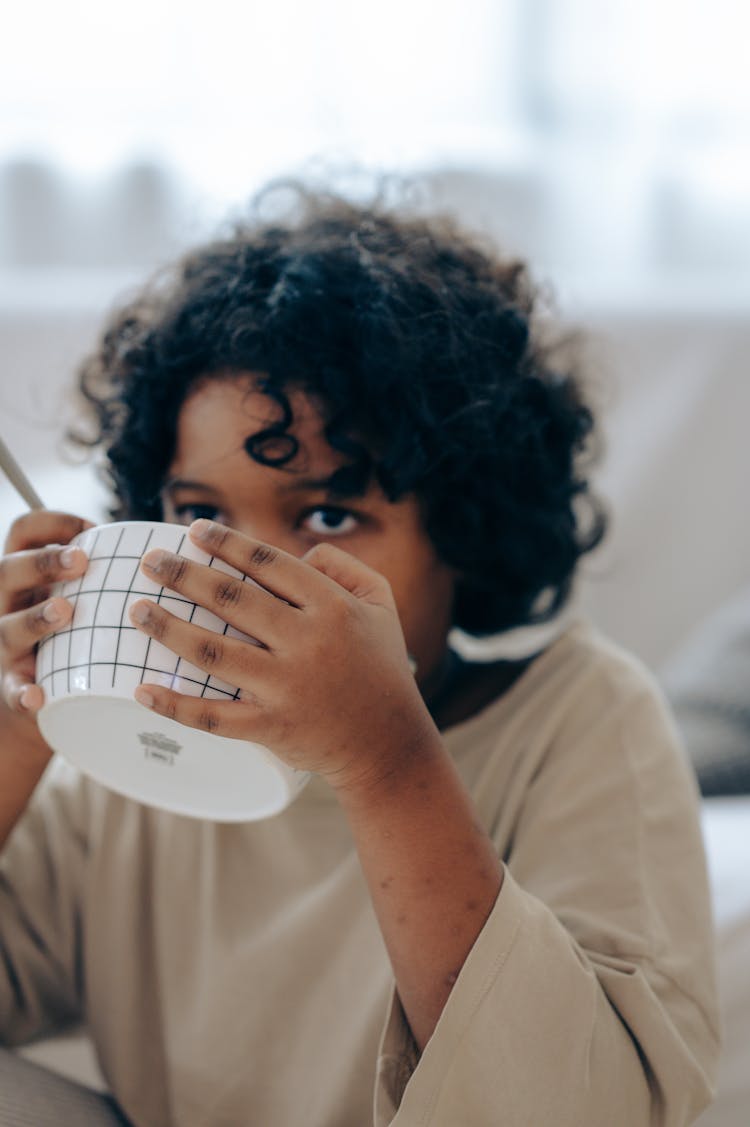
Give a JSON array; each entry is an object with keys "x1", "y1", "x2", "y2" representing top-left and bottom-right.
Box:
[
  {"x1": 396, "y1": 914, "x2": 408, "y2": 926},
  {"x1": 379, "y1": 876, "x2": 394, "y2": 890},
  {"x1": 465, "y1": 898, "x2": 479, "y2": 912}
]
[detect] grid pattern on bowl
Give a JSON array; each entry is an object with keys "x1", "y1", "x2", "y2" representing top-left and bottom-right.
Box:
[{"x1": 36, "y1": 524, "x2": 252, "y2": 702}]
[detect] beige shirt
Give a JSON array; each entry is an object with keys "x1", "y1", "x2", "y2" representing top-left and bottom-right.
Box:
[{"x1": 0, "y1": 622, "x2": 720, "y2": 1126}]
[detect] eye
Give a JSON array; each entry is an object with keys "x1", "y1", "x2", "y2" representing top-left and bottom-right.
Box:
[
  {"x1": 300, "y1": 506, "x2": 359, "y2": 537},
  {"x1": 171, "y1": 503, "x2": 223, "y2": 526}
]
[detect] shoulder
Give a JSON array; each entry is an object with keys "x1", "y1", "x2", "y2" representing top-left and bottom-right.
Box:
[
  {"x1": 519, "y1": 622, "x2": 701, "y2": 837},
  {"x1": 507, "y1": 618, "x2": 678, "y2": 740},
  {"x1": 543, "y1": 619, "x2": 686, "y2": 750},
  {"x1": 481, "y1": 619, "x2": 698, "y2": 815}
]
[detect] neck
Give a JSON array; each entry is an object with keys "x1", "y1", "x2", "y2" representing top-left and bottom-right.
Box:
[{"x1": 425, "y1": 649, "x2": 535, "y2": 730}]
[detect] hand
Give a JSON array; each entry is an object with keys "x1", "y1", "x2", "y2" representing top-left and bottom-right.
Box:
[
  {"x1": 129, "y1": 519, "x2": 434, "y2": 791},
  {"x1": 0, "y1": 511, "x2": 92, "y2": 757}
]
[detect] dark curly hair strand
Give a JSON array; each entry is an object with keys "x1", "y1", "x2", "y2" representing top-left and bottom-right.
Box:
[{"x1": 71, "y1": 184, "x2": 606, "y2": 635}]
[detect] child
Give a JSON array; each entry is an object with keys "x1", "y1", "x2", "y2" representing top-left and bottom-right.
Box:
[{"x1": 0, "y1": 186, "x2": 719, "y2": 1126}]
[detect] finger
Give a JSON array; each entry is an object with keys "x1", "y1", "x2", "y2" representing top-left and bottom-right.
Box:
[
  {"x1": 302, "y1": 541, "x2": 392, "y2": 604},
  {"x1": 133, "y1": 683, "x2": 262, "y2": 741},
  {"x1": 0, "y1": 597, "x2": 74, "y2": 661},
  {"x1": 2, "y1": 669, "x2": 44, "y2": 714},
  {"x1": 4, "y1": 511, "x2": 94, "y2": 554},
  {"x1": 129, "y1": 599, "x2": 268, "y2": 679},
  {"x1": 0, "y1": 544, "x2": 88, "y2": 603},
  {"x1": 139, "y1": 549, "x2": 295, "y2": 644},
  {"x1": 187, "y1": 520, "x2": 329, "y2": 607}
]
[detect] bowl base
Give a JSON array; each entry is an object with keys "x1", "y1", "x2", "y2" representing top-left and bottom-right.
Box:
[{"x1": 37, "y1": 694, "x2": 302, "y2": 821}]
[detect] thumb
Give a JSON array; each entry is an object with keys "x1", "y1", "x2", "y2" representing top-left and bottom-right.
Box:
[{"x1": 302, "y1": 542, "x2": 392, "y2": 606}]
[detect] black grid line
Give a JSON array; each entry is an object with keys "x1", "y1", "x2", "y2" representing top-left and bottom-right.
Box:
[
  {"x1": 84, "y1": 527, "x2": 116, "y2": 694},
  {"x1": 38, "y1": 529, "x2": 252, "y2": 703},
  {"x1": 48, "y1": 586, "x2": 186, "y2": 599},
  {"x1": 198, "y1": 555, "x2": 216, "y2": 698},
  {"x1": 141, "y1": 531, "x2": 187, "y2": 693},
  {"x1": 36, "y1": 661, "x2": 240, "y2": 698},
  {"x1": 171, "y1": 546, "x2": 206, "y2": 695},
  {"x1": 110, "y1": 528, "x2": 154, "y2": 687},
  {"x1": 69, "y1": 553, "x2": 163, "y2": 563},
  {"x1": 65, "y1": 535, "x2": 93, "y2": 695},
  {"x1": 36, "y1": 644, "x2": 237, "y2": 695},
  {"x1": 228, "y1": 573, "x2": 254, "y2": 701},
  {"x1": 36, "y1": 620, "x2": 192, "y2": 639}
]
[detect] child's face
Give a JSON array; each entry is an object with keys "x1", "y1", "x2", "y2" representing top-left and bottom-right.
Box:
[{"x1": 161, "y1": 375, "x2": 458, "y2": 685}]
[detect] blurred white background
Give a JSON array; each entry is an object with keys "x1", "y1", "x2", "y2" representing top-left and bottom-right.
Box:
[
  {"x1": 1, "y1": 0, "x2": 748, "y2": 277},
  {"x1": 1, "y1": 0, "x2": 749, "y2": 667},
  {"x1": 3, "y1": 11, "x2": 750, "y2": 1118}
]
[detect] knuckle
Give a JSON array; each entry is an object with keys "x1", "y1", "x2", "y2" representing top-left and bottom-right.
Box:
[
  {"x1": 204, "y1": 523, "x2": 230, "y2": 551},
  {"x1": 27, "y1": 603, "x2": 51, "y2": 636},
  {"x1": 146, "y1": 609, "x2": 167, "y2": 641},
  {"x1": 163, "y1": 696, "x2": 178, "y2": 721},
  {"x1": 197, "y1": 707, "x2": 221, "y2": 733},
  {"x1": 248, "y1": 543, "x2": 277, "y2": 569},
  {"x1": 196, "y1": 636, "x2": 223, "y2": 668},
  {"x1": 214, "y1": 577, "x2": 243, "y2": 610},
  {"x1": 163, "y1": 554, "x2": 189, "y2": 587},
  {"x1": 33, "y1": 548, "x2": 62, "y2": 582}
]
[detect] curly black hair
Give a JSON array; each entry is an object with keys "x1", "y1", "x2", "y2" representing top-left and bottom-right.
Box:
[{"x1": 70, "y1": 183, "x2": 606, "y2": 635}]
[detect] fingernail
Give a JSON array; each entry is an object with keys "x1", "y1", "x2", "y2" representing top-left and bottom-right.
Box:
[
  {"x1": 42, "y1": 601, "x2": 62, "y2": 624},
  {"x1": 130, "y1": 601, "x2": 151, "y2": 625},
  {"x1": 190, "y1": 519, "x2": 213, "y2": 541},
  {"x1": 142, "y1": 549, "x2": 169, "y2": 572},
  {"x1": 135, "y1": 687, "x2": 155, "y2": 708},
  {"x1": 59, "y1": 546, "x2": 79, "y2": 569}
]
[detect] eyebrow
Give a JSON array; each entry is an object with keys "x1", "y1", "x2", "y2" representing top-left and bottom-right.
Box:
[
  {"x1": 163, "y1": 479, "x2": 215, "y2": 495},
  {"x1": 163, "y1": 474, "x2": 339, "y2": 497}
]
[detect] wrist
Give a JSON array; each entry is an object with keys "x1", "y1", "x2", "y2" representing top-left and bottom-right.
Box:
[{"x1": 328, "y1": 700, "x2": 446, "y2": 816}]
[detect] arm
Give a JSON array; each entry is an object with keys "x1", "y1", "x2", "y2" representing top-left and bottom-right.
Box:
[
  {"x1": 334, "y1": 726, "x2": 503, "y2": 1050},
  {"x1": 0, "y1": 512, "x2": 91, "y2": 1044},
  {"x1": 129, "y1": 524, "x2": 720, "y2": 1123},
  {"x1": 0, "y1": 511, "x2": 90, "y2": 847},
  {"x1": 128, "y1": 521, "x2": 504, "y2": 1047},
  {"x1": 375, "y1": 679, "x2": 720, "y2": 1126}
]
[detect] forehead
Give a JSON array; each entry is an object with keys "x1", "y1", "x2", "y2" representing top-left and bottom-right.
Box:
[{"x1": 169, "y1": 374, "x2": 334, "y2": 478}]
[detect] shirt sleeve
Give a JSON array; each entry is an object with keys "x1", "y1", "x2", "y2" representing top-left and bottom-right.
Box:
[
  {"x1": 0, "y1": 757, "x2": 91, "y2": 1047},
  {"x1": 375, "y1": 679, "x2": 721, "y2": 1126}
]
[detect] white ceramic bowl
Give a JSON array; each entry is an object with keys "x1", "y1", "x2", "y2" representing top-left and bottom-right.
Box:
[{"x1": 36, "y1": 521, "x2": 309, "y2": 821}]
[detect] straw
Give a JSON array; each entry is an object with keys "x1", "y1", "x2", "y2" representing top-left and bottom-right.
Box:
[{"x1": 0, "y1": 433, "x2": 45, "y2": 510}]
